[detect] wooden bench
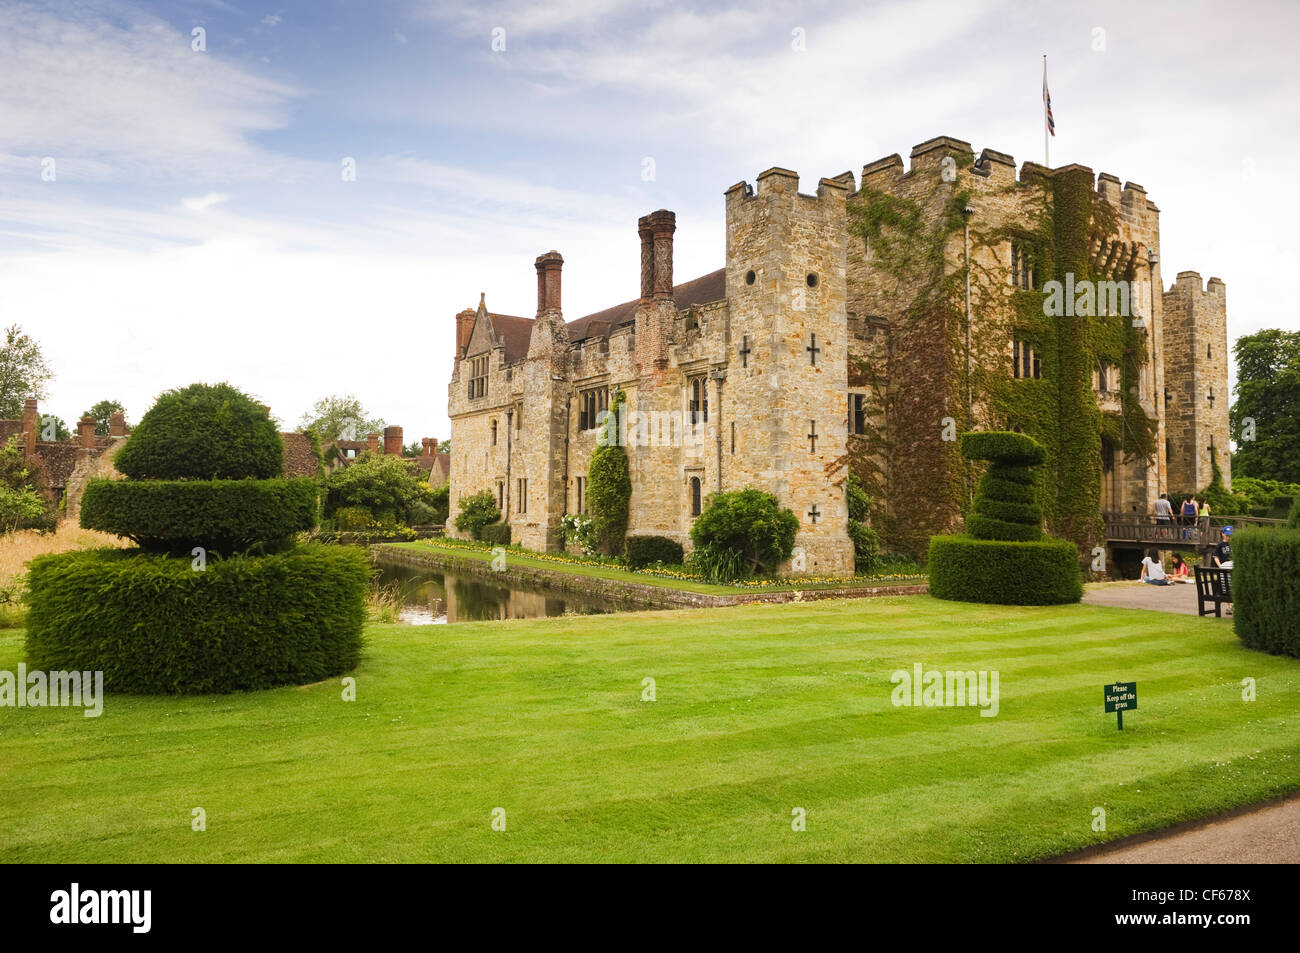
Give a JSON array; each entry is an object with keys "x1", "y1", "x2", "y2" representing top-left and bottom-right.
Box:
[{"x1": 1194, "y1": 566, "x2": 1233, "y2": 617}]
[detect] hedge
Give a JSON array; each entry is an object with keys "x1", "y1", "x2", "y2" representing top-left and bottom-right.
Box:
[
  {"x1": 24, "y1": 545, "x2": 368, "y2": 694},
  {"x1": 479, "y1": 522, "x2": 511, "y2": 545},
  {"x1": 1233, "y1": 527, "x2": 1300, "y2": 658},
  {"x1": 625, "y1": 535, "x2": 685, "y2": 569},
  {"x1": 928, "y1": 535, "x2": 1083, "y2": 605},
  {"x1": 79, "y1": 477, "x2": 318, "y2": 553},
  {"x1": 977, "y1": 476, "x2": 1037, "y2": 503},
  {"x1": 973, "y1": 498, "x2": 1043, "y2": 525},
  {"x1": 113, "y1": 382, "x2": 284, "y2": 481}
]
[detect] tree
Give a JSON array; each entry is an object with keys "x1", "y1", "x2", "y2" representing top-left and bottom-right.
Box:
[
  {"x1": 438, "y1": 439, "x2": 451, "y2": 454},
  {"x1": 0, "y1": 435, "x2": 56, "y2": 533},
  {"x1": 40, "y1": 416, "x2": 72, "y2": 442},
  {"x1": 82, "y1": 399, "x2": 128, "y2": 437},
  {"x1": 322, "y1": 454, "x2": 433, "y2": 526},
  {"x1": 1231, "y1": 330, "x2": 1300, "y2": 483},
  {"x1": 403, "y1": 441, "x2": 422, "y2": 458},
  {"x1": 0, "y1": 325, "x2": 53, "y2": 420},
  {"x1": 298, "y1": 394, "x2": 385, "y2": 444}
]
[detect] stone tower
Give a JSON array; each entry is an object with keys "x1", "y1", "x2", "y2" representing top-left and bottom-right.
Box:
[
  {"x1": 1163, "y1": 271, "x2": 1230, "y2": 494},
  {"x1": 722, "y1": 168, "x2": 855, "y2": 574}
]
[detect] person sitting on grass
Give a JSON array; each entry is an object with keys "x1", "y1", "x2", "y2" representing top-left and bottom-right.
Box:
[
  {"x1": 1140, "y1": 548, "x2": 1171, "y2": 586},
  {"x1": 1213, "y1": 526, "x2": 1234, "y2": 570},
  {"x1": 1169, "y1": 554, "x2": 1193, "y2": 583}
]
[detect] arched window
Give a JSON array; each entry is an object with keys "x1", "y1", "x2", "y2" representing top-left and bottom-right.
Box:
[{"x1": 690, "y1": 477, "x2": 702, "y2": 517}]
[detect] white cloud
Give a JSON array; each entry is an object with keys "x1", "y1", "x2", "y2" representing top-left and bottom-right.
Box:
[
  {"x1": 181, "y1": 192, "x2": 231, "y2": 212},
  {"x1": 0, "y1": 2, "x2": 298, "y2": 181},
  {"x1": 261, "y1": 15, "x2": 281, "y2": 27}
]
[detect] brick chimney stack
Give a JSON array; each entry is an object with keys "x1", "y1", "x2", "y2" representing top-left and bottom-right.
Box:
[
  {"x1": 367, "y1": 432, "x2": 380, "y2": 454},
  {"x1": 421, "y1": 438, "x2": 434, "y2": 457},
  {"x1": 535, "y1": 250, "x2": 563, "y2": 316},
  {"x1": 77, "y1": 416, "x2": 97, "y2": 449},
  {"x1": 22, "y1": 398, "x2": 37, "y2": 456},
  {"x1": 108, "y1": 411, "x2": 127, "y2": 438},
  {"x1": 455, "y1": 304, "x2": 477, "y2": 374},
  {"x1": 646, "y1": 210, "x2": 675, "y2": 299},
  {"x1": 384, "y1": 425, "x2": 403, "y2": 455}
]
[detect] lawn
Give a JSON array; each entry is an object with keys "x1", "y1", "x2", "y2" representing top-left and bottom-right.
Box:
[{"x1": 2, "y1": 596, "x2": 1298, "y2": 863}]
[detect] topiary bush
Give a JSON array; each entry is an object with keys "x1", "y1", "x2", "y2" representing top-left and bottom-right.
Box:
[
  {"x1": 625, "y1": 535, "x2": 685, "y2": 569},
  {"x1": 689, "y1": 487, "x2": 799, "y2": 583},
  {"x1": 28, "y1": 381, "x2": 366, "y2": 694},
  {"x1": 112, "y1": 382, "x2": 284, "y2": 480},
  {"x1": 80, "y1": 477, "x2": 317, "y2": 554},
  {"x1": 26, "y1": 546, "x2": 368, "y2": 693},
  {"x1": 587, "y1": 389, "x2": 631, "y2": 555},
  {"x1": 454, "y1": 490, "x2": 501, "y2": 540},
  {"x1": 929, "y1": 431, "x2": 1081, "y2": 605},
  {"x1": 1233, "y1": 527, "x2": 1300, "y2": 658},
  {"x1": 928, "y1": 536, "x2": 1082, "y2": 605}
]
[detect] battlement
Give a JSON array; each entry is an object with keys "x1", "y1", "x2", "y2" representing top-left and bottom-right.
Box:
[
  {"x1": 725, "y1": 168, "x2": 850, "y2": 208},
  {"x1": 1168, "y1": 271, "x2": 1227, "y2": 298}
]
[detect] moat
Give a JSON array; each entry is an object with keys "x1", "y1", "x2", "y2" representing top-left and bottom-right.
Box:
[{"x1": 370, "y1": 553, "x2": 620, "y2": 623}]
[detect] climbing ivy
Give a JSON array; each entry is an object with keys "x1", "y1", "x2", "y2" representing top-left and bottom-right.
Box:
[{"x1": 846, "y1": 157, "x2": 1157, "y2": 561}]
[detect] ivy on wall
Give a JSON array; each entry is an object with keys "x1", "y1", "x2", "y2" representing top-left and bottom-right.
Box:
[{"x1": 847, "y1": 157, "x2": 1157, "y2": 562}]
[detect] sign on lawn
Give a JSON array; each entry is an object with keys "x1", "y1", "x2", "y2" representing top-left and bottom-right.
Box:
[{"x1": 1104, "y1": 681, "x2": 1137, "y2": 730}]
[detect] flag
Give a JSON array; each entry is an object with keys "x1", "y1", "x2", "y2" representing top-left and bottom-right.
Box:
[{"x1": 1043, "y1": 63, "x2": 1055, "y2": 137}]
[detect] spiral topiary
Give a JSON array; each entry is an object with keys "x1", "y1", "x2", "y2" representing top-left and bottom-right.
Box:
[
  {"x1": 928, "y1": 431, "x2": 1081, "y2": 605},
  {"x1": 26, "y1": 382, "x2": 368, "y2": 694}
]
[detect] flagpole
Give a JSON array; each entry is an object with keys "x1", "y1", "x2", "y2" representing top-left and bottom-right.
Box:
[{"x1": 1043, "y1": 54, "x2": 1049, "y2": 167}]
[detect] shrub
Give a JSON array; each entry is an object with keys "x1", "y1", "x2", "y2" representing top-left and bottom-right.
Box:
[
  {"x1": 1289, "y1": 498, "x2": 1300, "y2": 529},
  {"x1": 479, "y1": 521, "x2": 511, "y2": 546},
  {"x1": 847, "y1": 519, "x2": 879, "y2": 573},
  {"x1": 1233, "y1": 527, "x2": 1300, "y2": 658},
  {"x1": 429, "y1": 482, "x2": 450, "y2": 525},
  {"x1": 928, "y1": 535, "x2": 1083, "y2": 605},
  {"x1": 561, "y1": 513, "x2": 599, "y2": 556},
  {"x1": 407, "y1": 501, "x2": 437, "y2": 526},
  {"x1": 333, "y1": 505, "x2": 374, "y2": 531},
  {"x1": 79, "y1": 477, "x2": 318, "y2": 553},
  {"x1": 689, "y1": 488, "x2": 799, "y2": 583},
  {"x1": 323, "y1": 454, "x2": 434, "y2": 524},
  {"x1": 113, "y1": 382, "x2": 284, "y2": 481},
  {"x1": 454, "y1": 490, "x2": 501, "y2": 540},
  {"x1": 587, "y1": 389, "x2": 631, "y2": 554},
  {"x1": 625, "y1": 535, "x2": 685, "y2": 569},
  {"x1": 25, "y1": 545, "x2": 369, "y2": 693},
  {"x1": 960, "y1": 431, "x2": 1047, "y2": 467}
]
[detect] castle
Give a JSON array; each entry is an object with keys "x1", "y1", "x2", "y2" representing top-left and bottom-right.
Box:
[{"x1": 446, "y1": 135, "x2": 1230, "y2": 575}]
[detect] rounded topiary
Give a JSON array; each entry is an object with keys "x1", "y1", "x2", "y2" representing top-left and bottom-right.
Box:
[
  {"x1": 113, "y1": 382, "x2": 284, "y2": 481},
  {"x1": 32, "y1": 381, "x2": 364, "y2": 694},
  {"x1": 928, "y1": 431, "x2": 1081, "y2": 605}
]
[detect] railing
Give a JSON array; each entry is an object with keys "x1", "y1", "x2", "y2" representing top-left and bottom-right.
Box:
[{"x1": 1103, "y1": 512, "x2": 1284, "y2": 547}]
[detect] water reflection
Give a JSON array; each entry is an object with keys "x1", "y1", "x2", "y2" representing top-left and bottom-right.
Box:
[{"x1": 371, "y1": 557, "x2": 617, "y2": 623}]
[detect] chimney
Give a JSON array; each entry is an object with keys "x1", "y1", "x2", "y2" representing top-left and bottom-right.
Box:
[
  {"x1": 639, "y1": 217, "x2": 654, "y2": 300},
  {"x1": 109, "y1": 411, "x2": 127, "y2": 438},
  {"x1": 422, "y1": 438, "x2": 434, "y2": 457},
  {"x1": 455, "y1": 304, "x2": 477, "y2": 374},
  {"x1": 535, "y1": 250, "x2": 563, "y2": 315},
  {"x1": 78, "y1": 416, "x2": 97, "y2": 449},
  {"x1": 367, "y1": 432, "x2": 380, "y2": 454},
  {"x1": 22, "y1": 398, "x2": 37, "y2": 456},
  {"x1": 647, "y1": 210, "x2": 675, "y2": 299},
  {"x1": 384, "y1": 425, "x2": 403, "y2": 455}
]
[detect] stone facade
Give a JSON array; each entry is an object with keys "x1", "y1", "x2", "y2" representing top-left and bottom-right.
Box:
[
  {"x1": 1162, "y1": 272, "x2": 1231, "y2": 494},
  {"x1": 447, "y1": 138, "x2": 1229, "y2": 571}
]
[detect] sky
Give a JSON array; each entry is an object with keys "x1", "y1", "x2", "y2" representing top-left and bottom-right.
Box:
[{"x1": 2, "y1": 0, "x2": 1296, "y2": 441}]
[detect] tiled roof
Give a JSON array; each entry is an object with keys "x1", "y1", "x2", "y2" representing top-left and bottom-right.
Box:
[
  {"x1": 0, "y1": 420, "x2": 24, "y2": 444},
  {"x1": 415, "y1": 452, "x2": 451, "y2": 483},
  {"x1": 280, "y1": 432, "x2": 322, "y2": 478},
  {"x1": 566, "y1": 268, "x2": 726, "y2": 343},
  {"x1": 32, "y1": 442, "x2": 84, "y2": 489},
  {"x1": 488, "y1": 312, "x2": 536, "y2": 363}
]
